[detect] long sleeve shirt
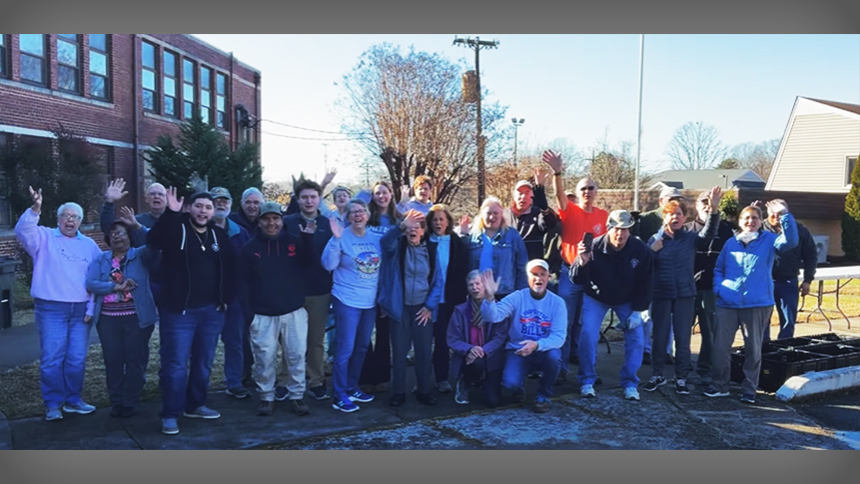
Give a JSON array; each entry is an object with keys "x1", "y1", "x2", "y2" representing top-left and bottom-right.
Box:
[
  {"x1": 321, "y1": 228, "x2": 384, "y2": 309},
  {"x1": 15, "y1": 208, "x2": 101, "y2": 303},
  {"x1": 480, "y1": 288, "x2": 567, "y2": 352}
]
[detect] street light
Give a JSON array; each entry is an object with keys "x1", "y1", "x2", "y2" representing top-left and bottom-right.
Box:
[{"x1": 511, "y1": 118, "x2": 525, "y2": 167}]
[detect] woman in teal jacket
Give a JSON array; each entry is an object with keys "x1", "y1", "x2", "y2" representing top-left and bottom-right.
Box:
[
  {"x1": 705, "y1": 201, "x2": 797, "y2": 404},
  {"x1": 86, "y1": 220, "x2": 158, "y2": 418}
]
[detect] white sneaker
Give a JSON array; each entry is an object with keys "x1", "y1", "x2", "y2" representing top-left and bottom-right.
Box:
[
  {"x1": 580, "y1": 384, "x2": 596, "y2": 398},
  {"x1": 624, "y1": 387, "x2": 640, "y2": 401}
]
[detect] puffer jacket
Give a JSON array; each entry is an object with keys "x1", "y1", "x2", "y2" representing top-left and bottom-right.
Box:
[{"x1": 647, "y1": 212, "x2": 719, "y2": 300}]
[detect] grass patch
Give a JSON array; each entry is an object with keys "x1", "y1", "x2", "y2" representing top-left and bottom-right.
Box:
[{"x1": 0, "y1": 325, "x2": 228, "y2": 420}]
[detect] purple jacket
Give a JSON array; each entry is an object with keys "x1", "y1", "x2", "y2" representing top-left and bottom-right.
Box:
[
  {"x1": 15, "y1": 208, "x2": 101, "y2": 303},
  {"x1": 446, "y1": 299, "x2": 509, "y2": 379}
]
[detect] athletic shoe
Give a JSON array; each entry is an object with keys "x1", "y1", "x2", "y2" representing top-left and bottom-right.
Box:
[
  {"x1": 62, "y1": 401, "x2": 96, "y2": 415},
  {"x1": 183, "y1": 406, "x2": 221, "y2": 419},
  {"x1": 415, "y1": 392, "x2": 437, "y2": 406},
  {"x1": 256, "y1": 400, "x2": 274, "y2": 416},
  {"x1": 675, "y1": 379, "x2": 690, "y2": 395},
  {"x1": 347, "y1": 389, "x2": 374, "y2": 403},
  {"x1": 454, "y1": 378, "x2": 470, "y2": 405},
  {"x1": 275, "y1": 386, "x2": 289, "y2": 401},
  {"x1": 45, "y1": 408, "x2": 63, "y2": 421},
  {"x1": 389, "y1": 393, "x2": 406, "y2": 407},
  {"x1": 308, "y1": 385, "x2": 330, "y2": 401},
  {"x1": 436, "y1": 380, "x2": 453, "y2": 393},
  {"x1": 161, "y1": 418, "x2": 180, "y2": 435},
  {"x1": 534, "y1": 395, "x2": 551, "y2": 413},
  {"x1": 289, "y1": 399, "x2": 310, "y2": 416},
  {"x1": 110, "y1": 405, "x2": 123, "y2": 418},
  {"x1": 642, "y1": 376, "x2": 666, "y2": 392},
  {"x1": 740, "y1": 393, "x2": 756, "y2": 404},
  {"x1": 702, "y1": 387, "x2": 730, "y2": 398},
  {"x1": 332, "y1": 398, "x2": 359, "y2": 413},
  {"x1": 226, "y1": 386, "x2": 251, "y2": 399},
  {"x1": 580, "y1": 384, "x2": 596, "y2": 398},
  {"x1": 624, "y1": 387, "x2": 640, "y2": 401}
]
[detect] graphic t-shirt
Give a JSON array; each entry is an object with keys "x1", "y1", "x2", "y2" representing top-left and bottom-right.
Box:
[
  {"x1": 480, "y1": 289, "x2": 568, "y2": 352},
  {"x1": 322, "y1": 229, "x2": 384, "y2": 309},
  {"x1": 558, "y1": 203, "x2": 608, "y2": 265}
]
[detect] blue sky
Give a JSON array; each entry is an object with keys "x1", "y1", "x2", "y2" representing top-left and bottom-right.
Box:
[{"x1": 193, "y1": 34, "x2": 860, "y2": 186}]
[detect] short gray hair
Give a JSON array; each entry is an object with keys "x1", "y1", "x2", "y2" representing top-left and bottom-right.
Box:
[
  {"x1": 241, "y1": 187, "x2": 263, "y2": 202},
  {"x1": 466, "y1": 269, "x2": 482, "y2": 284},
  {"x1": 57, "y1": 202, "x2": 84, "y2": 220},
  {"x1": 348, "y1": 198, "x2": 369, "y2": 214}
]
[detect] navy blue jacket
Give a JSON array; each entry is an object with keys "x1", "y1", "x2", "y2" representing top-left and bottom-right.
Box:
[
  {"x1": 283, "y1": 212, "x2": 334, "y2": 297},
  {"x1": 763, "y1": 219, "x2": 817, "y2": 284},
  {"x1": 572, "y1": 234, "x2": 655, "y2": 311}
]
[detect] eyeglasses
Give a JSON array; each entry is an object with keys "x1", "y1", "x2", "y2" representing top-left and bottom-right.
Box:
[
  {"x1": 59, "y1": 214, "x2": 82, "y2": 221},
  {"x1": 579, "y1": 186, "x2": 596, "y2": 192},
  {"x1": 348, "y1": 210, "x2": 367, "y2": 216}
]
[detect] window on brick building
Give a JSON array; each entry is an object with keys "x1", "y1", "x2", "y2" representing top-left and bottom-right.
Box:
[
  {"x1": 216, "y1": 72, "x2": 227, "y2": 129},
  {"x1": 182, "y1": 58, "x2": 196, "y2": 120},
  {"x1": 57, "y1": 34, "x2": 81, "y2": 93},
  {"x1": 141, "y1": 40, "x2": 158, "y2": 112},
  {"x1": 200, "y1": 66, "x2": 212, "y2": 125},
  {"x1": 88, "y1": 34, "x2": 110, "y2": 100},
  {"x1": 19, "y1": 34, "x2": 47, "y2": 86},
  {"x1": 0, "y1": 35, "x2": 7, "y2": 79},
  {"x1": 163, "y1": 51, "x2": 178, "y2": 118}
]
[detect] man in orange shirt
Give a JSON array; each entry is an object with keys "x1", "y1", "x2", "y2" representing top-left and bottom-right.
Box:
[{"x1": 543, "y1": 151, "x2": 609, "y2": 383}]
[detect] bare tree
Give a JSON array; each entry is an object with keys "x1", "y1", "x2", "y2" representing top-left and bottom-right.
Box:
[
  {"x1": 729, "y1": 138, "x2": 780, "y2": 180},
  {"x1": 337, "y1": 44, "x2": 509, "y2": 204},
  {"x1": 665, "y1": 121, "x2": 727, "y2": 170}
]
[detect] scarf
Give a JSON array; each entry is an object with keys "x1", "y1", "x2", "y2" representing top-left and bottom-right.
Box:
[{"x1": 470, "y1": 297, "x2": 484, "y2": 328}]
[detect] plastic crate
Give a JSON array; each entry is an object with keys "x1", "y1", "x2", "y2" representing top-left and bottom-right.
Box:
[
  {"x1": 759, "y1": 349, "x2": 832, "y2": 393},
  {"x1": 804, "y1": 333, "x2": 849, "y2": 343},
  {"x1": 770, "y1": 336, "x2": 814, "y2": 348},
  {"x1": 804, "y1": 343, "x2": 860, "y2": 370}
]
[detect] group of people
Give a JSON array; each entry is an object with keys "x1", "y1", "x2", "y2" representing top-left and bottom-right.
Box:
[{"x1": 16, "y1": 149, "x2": 818, "y2": 436}]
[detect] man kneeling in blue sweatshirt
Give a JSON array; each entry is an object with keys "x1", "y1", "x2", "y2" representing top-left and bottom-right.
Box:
[{"x1": 480, "y1": 259, "x2": 567, "y2": 413}]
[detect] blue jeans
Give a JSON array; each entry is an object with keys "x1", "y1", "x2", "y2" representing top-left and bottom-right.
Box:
[
  {"x1": 767, "y1": 278, "x2": 799, "y2": 341},
  {"x1": 578, "y1": 295, "x2": 645, "y2": 389},
  {"x1": 34, "y1": 299, "x2": 92, "y2": 410},
  {"x1": 331, "y1": 297, "x2": 376, "y2": 401},
  {"x1": 558, "y1": 264, "x2": 584, "y2": 374},
  {"x1": 502, "y1": 348, "x2": 561, "y2": 399},
  {"x1": 158, "y1": 305, "x2": 226, "y2": 419},
  {"x1": 220, "y1": 298, "x2": 245, "y2": 388}
]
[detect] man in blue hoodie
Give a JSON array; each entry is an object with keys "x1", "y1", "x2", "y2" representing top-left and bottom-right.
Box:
[{"x1": 480, "y1": 259, "x2": 567, "y2": 413}]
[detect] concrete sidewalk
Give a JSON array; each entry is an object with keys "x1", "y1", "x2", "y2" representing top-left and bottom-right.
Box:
[{"x1": 1, "y1": 317, "x2": 858, "y2": 449}]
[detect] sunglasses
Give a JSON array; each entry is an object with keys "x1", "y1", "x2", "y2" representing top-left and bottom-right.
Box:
[{"x1": 579, "y1": 186, "x2": 596, "y2": 192}]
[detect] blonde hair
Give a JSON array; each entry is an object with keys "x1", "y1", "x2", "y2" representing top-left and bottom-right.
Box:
[{"x1": 471, "y1": 196, "x2": 509, "y2": 236}]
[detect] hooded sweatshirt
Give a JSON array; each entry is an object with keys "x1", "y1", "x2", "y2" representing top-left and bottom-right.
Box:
[{"x1": 239, "y1": 228, "x2": 315, "y2": 316}]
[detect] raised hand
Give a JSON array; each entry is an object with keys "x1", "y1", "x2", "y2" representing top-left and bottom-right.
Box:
[
  {"x1": 329, "y1": 217, "x2": 343, "y2": 238},
  {"x1": 321, "y1": 168, "x2": 338, "y2": 189},
  {"x1": 541, "y1": 150, "x2": 563, "y2": 174},
  {"x1": 458, "y1": 215, "x2": 470, "y2": 235},
  {"x1": 766, "y1": 199, "x2": 788, "y2": 216},
  {"x1": 480, "y1": 269, "x2": 500, "y2": 300},
  {"x1": 28, "y1": 186, "x2": 43, "y2": 213},
  {"x1": 533, "y1": 167, "x2": 548, "y2": 187},
  {"x1": 400, "y1": 185, "x2": 410, "y2": 202},
  {"x1": 166, "y1": 187, "x2": 184, "y2": 213},
  {"x1": 118, "y1": 206, "x2": 141, "y2": 230},
  {"x1": 708, "y1": 185, "x2": 723, "y2": 211},
  {"x1": 400, "y1": 209, "x2": 424, "y2": 230},
  {"x1": 105, "y1": 178, "x2": 129, "y2": 203}
]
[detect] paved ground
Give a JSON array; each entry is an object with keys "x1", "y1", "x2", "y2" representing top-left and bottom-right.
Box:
[{"x1": 1, "y1": 316, "x2": 859, "y2": 449}]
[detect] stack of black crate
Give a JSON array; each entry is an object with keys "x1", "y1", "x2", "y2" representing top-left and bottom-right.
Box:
[{"x1": 730, "y1": 333, "x2": 860, "y2": 392}]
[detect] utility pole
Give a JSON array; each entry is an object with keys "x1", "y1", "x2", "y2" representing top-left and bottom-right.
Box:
[
  {"x1": 511, "y1": 118, "x2": 525, "y2": 167},
  {"x1": 322, "y1": 143, "x2": 329, "y2": 173},
  {"x1": 634, "y1": 34, "x2": 645, "y2": 212},
  {"x1": 454, "y1": 35, "x2": 499, "y2": 205}
]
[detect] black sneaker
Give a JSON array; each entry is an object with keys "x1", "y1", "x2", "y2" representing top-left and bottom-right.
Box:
[
  {"x1": 256, "y1": 400, "x2": 274, "y2": 417},
  {"x1": 642, "y1": 376, "x2": 666, "y2": 392},
  {"x1": 740, "y1": 393, "x2": 756, "y2": 404},
  {"x1": 675, "y1": 379, "x2": 690, "y2": 395},
  {"x1": 308, "y1": 385, "x2": 330, "y2": 400},
  {"x1": 415, "y1": 392, "x2": 437, "y2": 406},
  {"x1": 275, "y1": 386, "x2": 288, "y2": 401},
  {"x1": 226, "y1": 386, "x2": 251, "y2": 399},
  {"x1": 289, "y1": 399, "x2": 310, "y2": 416},
  {"x1": 702, "y1": 387, "x2": 730, "y2": 398}
]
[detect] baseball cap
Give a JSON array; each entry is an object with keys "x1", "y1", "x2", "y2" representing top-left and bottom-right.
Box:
[
  {"x1": 526, "y1": 259, "x2": 550, "y2": 273},
  {"x1": 564, "y1": 189, "x2": 577, "y2": 197},
  {"x1": 514, "y1": 180, "x2": 533, "y2": 191},
  {"x1": 259, "y1": 201, "x2": 283, "y2": 217},
  {"x1": 606, "y1": 210, "x2": 636, "y2": 229},
  {"x1": 209, "y1": 187, "x2": 232, "y2": 201},
  {"x1": 659, "y1": 186, "x2": 683, "y2": 200}
]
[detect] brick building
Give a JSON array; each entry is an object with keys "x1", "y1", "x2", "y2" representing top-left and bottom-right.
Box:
[{"x1": 0, "y1": 34, "x2": 261, "y2": 249}]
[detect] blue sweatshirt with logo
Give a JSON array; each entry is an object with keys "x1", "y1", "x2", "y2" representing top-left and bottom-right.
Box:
[{"x1": 480, "y1": 288, "x2": 567, "y2": 352}]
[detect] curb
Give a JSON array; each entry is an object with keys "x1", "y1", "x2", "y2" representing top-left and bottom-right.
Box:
[
  {"x1": 0, "y1": 409, "x2": 12, "y2": 450},
  {"x1": 775, "y1": 365, "x2": 860, "y2": 402}
]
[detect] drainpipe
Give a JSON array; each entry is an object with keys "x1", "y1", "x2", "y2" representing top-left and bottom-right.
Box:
[
  {"x1": 229, "y1": 52, "x2": 234, "y2": 150},
  {"x1": 132, "y1": 35, "x2": 141, "y2": 212},
  {"x1": 254, "y1": 71, "x2": 260, "y2": 146}
]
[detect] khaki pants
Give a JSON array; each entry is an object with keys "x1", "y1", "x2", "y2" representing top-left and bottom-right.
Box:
[
  {"x1": 250, "y1": 308, "x2": 308, "y2": 401},
  {"x1": 304, "y1": 293, "x2": 331, "y2": 389}
]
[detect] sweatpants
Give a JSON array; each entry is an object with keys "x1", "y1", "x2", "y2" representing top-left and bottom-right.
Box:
[{"x1": 711, "y1": 306, "x2": 773, "y2": 396}]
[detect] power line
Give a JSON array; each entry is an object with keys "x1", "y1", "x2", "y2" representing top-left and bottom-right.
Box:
[
  {"x1": 261, "y1": 118, "x2": 368, "y2": 136},
  {"x1": 260, "y1": 130, "x2": 371, "y2": 142}
]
